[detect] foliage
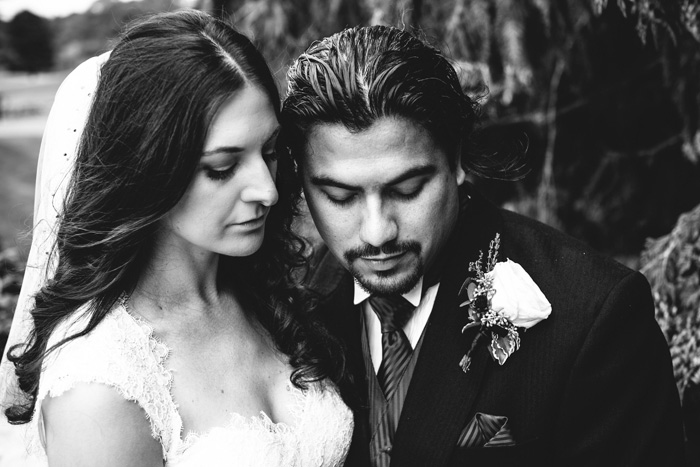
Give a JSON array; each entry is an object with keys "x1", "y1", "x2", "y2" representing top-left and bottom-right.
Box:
[
  {"x1": 0, "y1": 243, "x2": 25, "y2": 355},
  {"x1": 594, "y1": 0, "x2": 700, "y2": 44},
  {"x1": 641, "y1": 203, "x2": 700, "y2": 396},
  {"x1": 4, "y1": 11, "x2": 54, "y2": 72},
  {"x1": 194, "y1": 0, "x2": 367, "y2": 82},
  {"x1": 50, "y1": 0, "x2": 187, "y2": 69}
]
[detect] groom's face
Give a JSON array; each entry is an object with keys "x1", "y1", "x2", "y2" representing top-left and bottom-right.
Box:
[{"x1": 300, "y1": 116, "x2": 466, "y2": 295}]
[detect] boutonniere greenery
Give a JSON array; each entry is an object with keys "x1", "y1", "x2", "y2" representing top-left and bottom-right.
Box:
[{"x1": 458, "y1": 234, "x2": 552, "y2": 372}]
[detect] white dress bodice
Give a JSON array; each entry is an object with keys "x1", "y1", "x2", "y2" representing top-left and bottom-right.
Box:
[{"x1": 28, "y1": 302, "x2": 353, "y2": 466}]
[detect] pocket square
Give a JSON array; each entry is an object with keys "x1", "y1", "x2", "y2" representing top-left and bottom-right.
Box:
[{"x1": 456, "y1": 412, "x2": 516, "y2": 448}]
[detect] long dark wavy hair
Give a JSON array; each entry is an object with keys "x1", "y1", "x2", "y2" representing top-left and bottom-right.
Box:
[
  {"x1": 6, "y1": 9, "x2": 344, "y2": 424},
  {"x1": 281, "y1": 25, "x2": 523, "y2": 178}
]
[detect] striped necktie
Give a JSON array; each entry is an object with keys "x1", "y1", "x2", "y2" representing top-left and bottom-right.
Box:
[{"x1": 369, "y1": 294, "x2": 415, "y2": 399}]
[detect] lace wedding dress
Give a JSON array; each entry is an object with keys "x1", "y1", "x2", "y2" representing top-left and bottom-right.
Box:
[{"x1": 27, "y1": 300, "x2": 353, "y2": 466}]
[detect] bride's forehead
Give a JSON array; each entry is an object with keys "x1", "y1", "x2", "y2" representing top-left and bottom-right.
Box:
[{"x1": 206, "y1": 89, "x2": 277, "y2": 143}]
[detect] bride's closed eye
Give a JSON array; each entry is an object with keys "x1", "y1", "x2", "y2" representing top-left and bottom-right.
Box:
[{"x1": 204, "y1": 164, "x2": 237, "y2": 181}]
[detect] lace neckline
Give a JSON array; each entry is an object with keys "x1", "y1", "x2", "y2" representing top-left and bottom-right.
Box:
[{"x1": 116, "y1": 295, "x2": 309, "y2": 454}]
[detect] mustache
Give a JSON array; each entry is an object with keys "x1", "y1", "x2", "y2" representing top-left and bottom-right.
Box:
[{"x1": 344, "y1": 241, "x2": 421, "y2": 263}]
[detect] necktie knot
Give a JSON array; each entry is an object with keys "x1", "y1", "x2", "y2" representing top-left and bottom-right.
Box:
[{"x1": 369, "y1": 294, "x2": 414, "y2": 333}]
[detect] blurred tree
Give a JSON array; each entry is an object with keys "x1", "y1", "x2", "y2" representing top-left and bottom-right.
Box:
[
  {"x1": 641, "y1": 202, "x2": 700, "y2": 460},
  {"x1": 0, "y1": 21, "x2": 12, "y2": 70},
  {"x1": 5, "y1": 11, "x2": 54, "y2": 72},
  {"x1": 642, "y1": 203, "x2": 700, "y2": 397},
  {"x1": 227, "y1": 0, "x2": 367, "y2": 82},
  {"x1": 51, "y1": 0, "x2": 190, "y2": 69},
  {"x1": 365, "y1": 0, "x2": 423, "y2": 27},
  {"x1": 194, "y1": 0, "x2": 238, "y2": 18},
  {"x1": 0, "y1": 242, "x2": 24, "y2": 356}
]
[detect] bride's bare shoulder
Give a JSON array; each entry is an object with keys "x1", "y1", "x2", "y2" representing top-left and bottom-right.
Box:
[{"x1": 42, "y1": 382, "x2": 162, "y2": 467}]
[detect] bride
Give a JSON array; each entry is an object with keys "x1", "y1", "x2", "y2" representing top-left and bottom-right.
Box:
[{"x1": 0, "y1": 10, "x2": 352, "y2": 466}]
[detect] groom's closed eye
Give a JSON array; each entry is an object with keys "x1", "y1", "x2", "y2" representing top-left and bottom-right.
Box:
[
  {"x1": 320, "y1": 177, "x2": 428, "y2": 206},
  {"x1": 323, "y1": 187, "x2": 357, "y2": 206},
  {"x1": 386, "y1": 177, "x2": 427, "y2": 200},
  {"x1": 308, "y1": 176, "x2": 359, "y2": 207}
]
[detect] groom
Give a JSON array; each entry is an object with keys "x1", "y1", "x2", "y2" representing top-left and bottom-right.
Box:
[{"x1": 282, "y1": 26, "x2": 684, "y2": 466}]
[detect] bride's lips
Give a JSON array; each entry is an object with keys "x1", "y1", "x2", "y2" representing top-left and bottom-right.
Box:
[{"x1": 230, "y1": 214, "x2": 266, "y2": 230}]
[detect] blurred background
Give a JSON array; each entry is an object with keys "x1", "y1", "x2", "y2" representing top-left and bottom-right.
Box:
[{"x1": 0, "y1": 0, "x2": 698, "y2": 462}]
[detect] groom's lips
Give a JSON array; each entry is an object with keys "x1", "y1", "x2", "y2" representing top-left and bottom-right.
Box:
[{"x1": 359, "y1": 251, "x2": 408, "y2": 271}]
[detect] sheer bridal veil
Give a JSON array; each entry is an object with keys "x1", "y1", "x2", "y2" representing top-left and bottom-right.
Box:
[{"x1": 0, "y1": 53, "x2": 110, "y2": 411}]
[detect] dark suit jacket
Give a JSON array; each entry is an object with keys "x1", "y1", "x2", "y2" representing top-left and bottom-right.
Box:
[{"x1": 307, "y1": 185, "x2": 685, "y2": 467}]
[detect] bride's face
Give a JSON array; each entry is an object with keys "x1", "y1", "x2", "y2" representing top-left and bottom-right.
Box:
[{"x1": 162, "y1": 84, "x2": 280, "y2": 257}]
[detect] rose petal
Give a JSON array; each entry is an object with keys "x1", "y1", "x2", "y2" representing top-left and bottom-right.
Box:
[{"x1": 487, "y1": 259, "x2": 551, "y2": 329}]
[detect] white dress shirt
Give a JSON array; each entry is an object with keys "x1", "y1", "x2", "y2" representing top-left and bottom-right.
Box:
[{"x1": 354, "y1": 278, "x2": 441, "y2": 373}]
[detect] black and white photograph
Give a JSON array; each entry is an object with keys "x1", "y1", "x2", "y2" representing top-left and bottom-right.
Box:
[{"x1": 0, "y1": 0, "x2": 698, "y2": 465}]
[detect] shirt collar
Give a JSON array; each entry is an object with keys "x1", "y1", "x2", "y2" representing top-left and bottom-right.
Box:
[{"x1": 353, "y1": 277, "x2": 424, "y2": 308}]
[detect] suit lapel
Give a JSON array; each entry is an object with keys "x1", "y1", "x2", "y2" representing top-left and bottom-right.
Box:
[
  {"x1": 390, "y1": 186, "x2": 503, "y2": 467},
  {"x1": 320, "y1": 274, "x2": 373, "y2": 467},
  {"x1": 309, "y1": 244, "x2": 368, "y2": 410}
]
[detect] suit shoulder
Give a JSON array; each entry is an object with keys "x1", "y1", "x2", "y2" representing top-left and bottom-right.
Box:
[
  {"x1": 498, "y1": 208, "x2": 632, "y2": 282},
  {"x1": 494, "y1": 208, "x2": 650, "y2": 332}
]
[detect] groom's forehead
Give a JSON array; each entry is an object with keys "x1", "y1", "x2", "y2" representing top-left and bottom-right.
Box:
[{"x1": 299, "y1": 119, "x2": 445, "y2": 162}]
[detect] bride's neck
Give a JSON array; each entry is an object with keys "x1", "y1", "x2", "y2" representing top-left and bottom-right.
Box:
[{"x1": 133, "y1": 234, "x2": 227, "y2": 316}]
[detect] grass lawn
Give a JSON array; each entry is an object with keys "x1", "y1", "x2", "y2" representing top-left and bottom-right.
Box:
[
  {"x1": 0, "y1": 71, "x2": 62, "y2": 259},
  {"x1": 0, "y1": 136, "x2": 41, "y2": 258}
]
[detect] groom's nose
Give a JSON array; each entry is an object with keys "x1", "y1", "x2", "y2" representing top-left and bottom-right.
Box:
[{"x1": 359, "y1": 196, "x2": 398, "y2": 247}]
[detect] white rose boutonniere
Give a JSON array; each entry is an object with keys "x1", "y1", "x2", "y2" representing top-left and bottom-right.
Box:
[
  {"x1": 489, "y1": 260, "x2": 552, "y2": 329},
  {"x1": 458, "y1": 234, "x2": 552, "y2": 372}
]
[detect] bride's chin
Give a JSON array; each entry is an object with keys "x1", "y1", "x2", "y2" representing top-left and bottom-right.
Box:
[{"x1": 217, "y1": 240, "x2": 265, "y2": 258}]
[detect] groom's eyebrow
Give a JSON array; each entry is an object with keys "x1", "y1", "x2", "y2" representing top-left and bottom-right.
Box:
[{"x1": 310, "y1": 164, "x2": 437, "y2": 190}]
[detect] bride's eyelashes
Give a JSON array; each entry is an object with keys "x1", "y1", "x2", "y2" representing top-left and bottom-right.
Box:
[
  {"x1": 201, "y1": 145, "x2": 277, "y2": 182},
  {"x1": 204, "y1": 164, "x2": 237, "y2": 181}
]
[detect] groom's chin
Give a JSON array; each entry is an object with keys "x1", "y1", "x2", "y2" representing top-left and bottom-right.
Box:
[{"x1": 352, "y1": 267, "x2": 422, "y2": 296}]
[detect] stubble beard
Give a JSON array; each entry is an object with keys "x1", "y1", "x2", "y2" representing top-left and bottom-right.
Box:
[{"x1": 344, "y1": 241, "x2": 423, "y2": 296}]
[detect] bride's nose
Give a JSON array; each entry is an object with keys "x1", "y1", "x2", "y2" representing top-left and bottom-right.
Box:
[{"x1": 240, "y1": 155, "x2": 278, "y2": 207}]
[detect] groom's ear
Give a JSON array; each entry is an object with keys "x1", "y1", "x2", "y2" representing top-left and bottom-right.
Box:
[
  {"x1": 453, "y1": 146, "x2": 466, "y2": 186},
  {"x1": 456, "y1": 162, "x2": 466, "y2": 186}
]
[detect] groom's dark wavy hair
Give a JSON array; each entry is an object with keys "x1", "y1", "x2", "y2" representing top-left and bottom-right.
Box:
[
  {"x1": 281, "y1": 25, "x2": 486, "y2": 173},
  {"x1": 6, "y1": 9, "x2": 344, "y2": 424}
]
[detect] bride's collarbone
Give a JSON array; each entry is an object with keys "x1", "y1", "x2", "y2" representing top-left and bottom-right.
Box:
[
  {"x1": 165, "y1": 308, "x2": 288, "y2": 375},
  {"x1": 160, "y1": 314, "x2": 296, "y2": 433}
]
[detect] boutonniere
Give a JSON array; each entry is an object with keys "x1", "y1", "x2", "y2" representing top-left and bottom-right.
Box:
[{"x1": 458, "y1": 234, "x2": 552, "y2": 372}]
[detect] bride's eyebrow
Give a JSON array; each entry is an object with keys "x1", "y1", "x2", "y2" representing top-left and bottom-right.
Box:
[
  {"x1": 202, "y1": 147, "x2": 243, "y2": 158},
  {"x1": 203, "y1": 126, "x2": 281, "y2": 157}
]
